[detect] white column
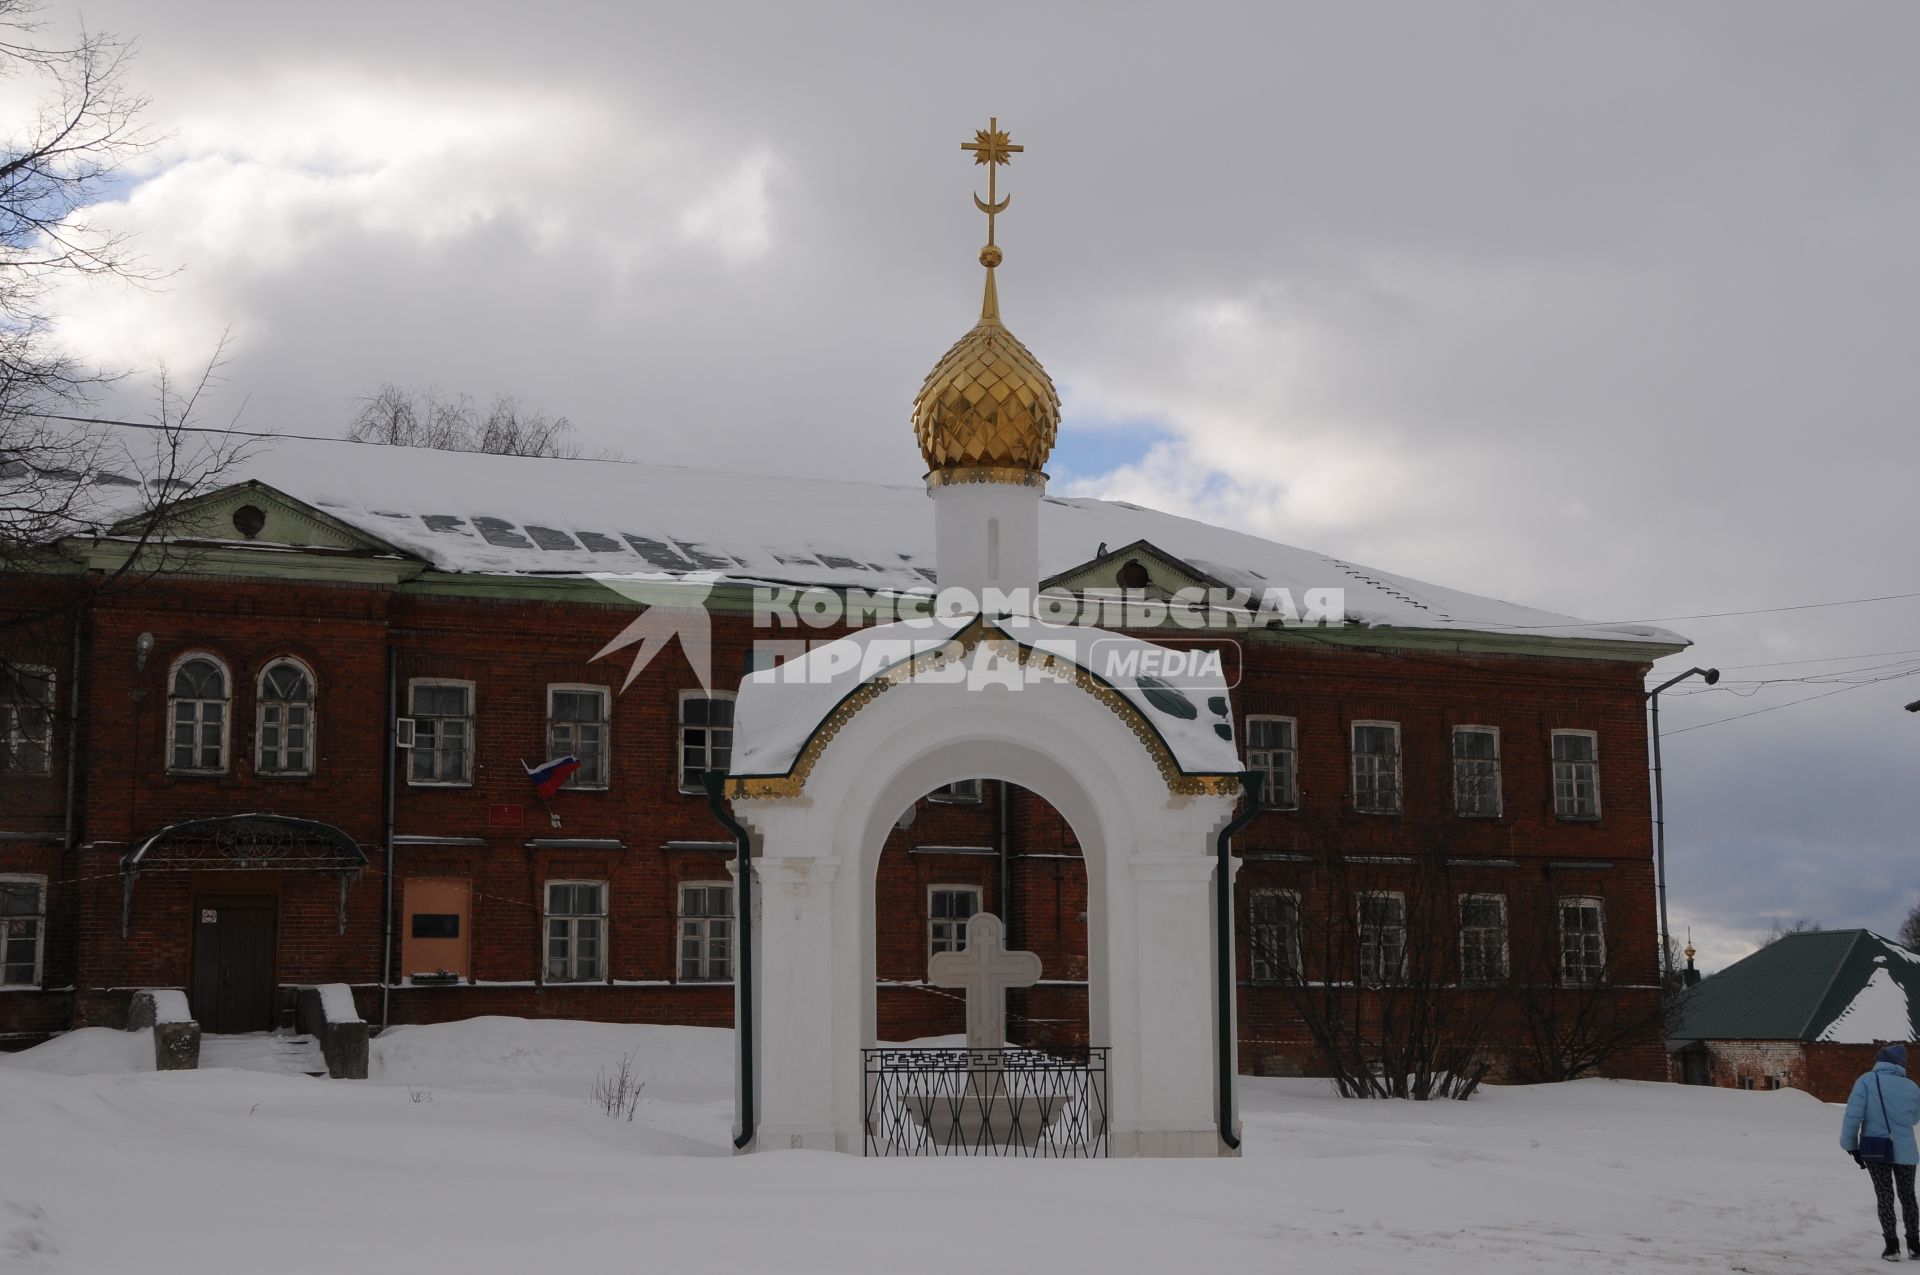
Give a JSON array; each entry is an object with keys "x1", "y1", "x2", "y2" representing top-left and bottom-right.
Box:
[
  {"x1": 931, "y1": 479, "x2": 1041, "y2": 605},
  {"x1": 748, "y1": 854, "x2": 845, "y2": 1152},
  {"x1": 1121, "y1": 853, "x2": 1232, "y2": 1157}
]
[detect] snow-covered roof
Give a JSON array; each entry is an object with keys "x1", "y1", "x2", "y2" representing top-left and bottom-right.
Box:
[
  {"x1": 1672, "y1": 930, "x2": 1920, "y2": 1044},
  {"x1": 75, "y1": 431, "x2": 1683, "y2": 649},
  {"x1": 729, "y1": 611, "x2": 1244, "y2": 784}
]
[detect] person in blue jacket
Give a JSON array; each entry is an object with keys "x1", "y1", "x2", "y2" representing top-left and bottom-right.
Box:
[{"x1": 1842, "y1": 1043, "x2": 1920, "y2": 1262}]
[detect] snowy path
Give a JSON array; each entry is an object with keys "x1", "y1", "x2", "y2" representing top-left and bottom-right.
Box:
[{"x1": 0, "y1": 1019, "x2": 1871, "y2": 1273}]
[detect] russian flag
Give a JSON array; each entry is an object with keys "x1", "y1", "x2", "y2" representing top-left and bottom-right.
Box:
[{"x1": 525, "y1": 755, "x2": 582, "y2": 798}]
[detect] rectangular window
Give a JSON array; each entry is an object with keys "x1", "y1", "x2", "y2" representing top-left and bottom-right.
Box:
[
  {"x1": 545, "y1": 881, "x2": 606, "y2": 982},
  {"x1": 408, "y1": 680, "x2": 474, "y2": 786},
  {"x1": 0, "y1": 876, "x2": 46, "y2": 987},
  {"x1": 928, "y1": 779, "x2": 982, "y2": 804},
  {"x1": 678, "y1": 882, "x2": 733, "y2": 982},
  {"x1": 1458, "y1": 893, "x2": 1509, "y2": 984},
  {"x1": 1559, "y1": 896, "x2": 1607, "y2": 986},
  {"x1": 1452, "y1": 726, "x2": 1501, "y2": 818},
  {"x1": 1246, "y1": 716, "x2": 1298, "y2": 810},
  {"x1": 1357, "y1": 891, "x2": 1406, "y2": 984},
  {"x1": 1352, "y1": 722, "x2": 1402, "y2": 814},
  {"x1": 0, "y1": 666, "x2": 54, "y2": 775},
  {"x1": 929, "y1": 885, "x2": 983, "y2": 959},
  {"x1": 547, "y1": 685, "x2": 610, "y2": 789},
  {"x1": 1552, "y1": 730, "x2": 1601, "y2": 819},
  {"x1": 679, "y1": 693, "x2": 734, "y2": 793},
  {"x1": 1249, "y1": 889, "x2": 1301, "y2": 984}
]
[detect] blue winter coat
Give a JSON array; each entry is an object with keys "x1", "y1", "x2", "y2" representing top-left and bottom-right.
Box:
[{"x1": 1840, "y1": 1061, "x2": 1920, "y2": 1166}]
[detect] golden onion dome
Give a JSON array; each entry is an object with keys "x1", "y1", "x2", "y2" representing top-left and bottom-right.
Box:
[{"x1": 912, "y1": 269, "x2": 1060, "y2": 485}]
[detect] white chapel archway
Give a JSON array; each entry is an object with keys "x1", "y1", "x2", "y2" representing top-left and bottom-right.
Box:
[{"x1": 726, "y1": 617, "x2": 1246, "y2": 1157}]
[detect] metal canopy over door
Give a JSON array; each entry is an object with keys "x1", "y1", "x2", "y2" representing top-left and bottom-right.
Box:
[{"x1": 191, "y1": 895, "x2": 278, "y2": 1033}]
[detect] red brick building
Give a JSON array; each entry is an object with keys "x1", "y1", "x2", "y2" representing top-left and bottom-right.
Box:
[
  {"x1": 1669, "y1": 929, "x2": 1919, "y2": 1100},
  {"x1": 0, "y1": 432, "x2": 1684, "y2": 1081}
]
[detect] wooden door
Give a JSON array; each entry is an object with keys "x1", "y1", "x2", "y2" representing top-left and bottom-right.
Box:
[{"x1": 191, "y1": 895, "x2": 278, "y2": 1033}]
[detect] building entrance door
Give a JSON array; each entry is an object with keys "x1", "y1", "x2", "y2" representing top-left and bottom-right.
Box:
[{"x1": 190, "y1": 895, "x2": 278, "y2": 1033}]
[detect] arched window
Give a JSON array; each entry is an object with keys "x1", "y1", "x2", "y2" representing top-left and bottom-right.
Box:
[
  {"x1": 168, "y1": 654, "x2": 229, "y2": 773},
  {"x1": 256, "y1": 658, "x2": 315, "y2": 775}
]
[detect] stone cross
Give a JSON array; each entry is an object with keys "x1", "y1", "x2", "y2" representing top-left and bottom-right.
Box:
[{"x1": 927, "y1": 912, "x2": 1042, "y2": 1050}]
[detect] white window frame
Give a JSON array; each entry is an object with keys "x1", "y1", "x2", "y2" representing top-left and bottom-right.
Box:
[
  {"x1": 407, "y1": 678, "x2": 475, "y2": 787},
  {"x1": 1249, "y1": 888, "x2": 1302, "y2": 984},
  {"x1": 1457, "y1": 893, "x2": 1510, "y2": 985},
  {"x1": 546, "y1": 683, "x2": 611, "y2": 790},
  {"x1": 1, "y1": 664, "x2": 54, "y2": 776},
  {"x1": 1551, "y1": 729, "x2": 1602, "y2": 820},
  {"x1": 1351, "y1": 720, "x2": 1402, "y2": 815},
  {"x1": 1245, "y1": 715, "x2": 1298, "y2": 810},
  {"x1": 1357, "y1": 890, "x2": 1407, "y2": 984},
  {"x1": 1451, "y1": 725, "x2": 1502, "y2": 818},
  {"x1": 678, "y1": 881, "x2": 734, "y2": 982},
  {"x1": 928, "y1": 884, "x2": 983, "y2": 960},
  {"x1": 1559, "y1": 895, "x2": 1608, "y2": 986},
  {"x1": 0, "y1": 873, "x2": 47, "y2": 988},
  {"x1": 928, "y1": 779, "x2": 982, "y2": 804},
  {"x1": 678, "y1": 690, "x2": 735, "y2": 794},
  {"x1": 255, "y1": 657, "x2": 316, "y2": 777},
  {"x1": 166, "y1": 652, "x2": 231, "y2": 774},
  {"x1": 544, "y1": 880, "x2": 607, "y2": 983}
]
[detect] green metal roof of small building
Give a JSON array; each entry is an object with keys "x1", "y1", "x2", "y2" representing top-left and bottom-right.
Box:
[{"x1": 1671, "y1": 929, "x2": 1920, "y2": 1044}]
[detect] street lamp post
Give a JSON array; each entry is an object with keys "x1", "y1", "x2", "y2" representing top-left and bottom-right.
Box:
[{"x1": 1648, "y1": 666, "x2": 1720, "y2": 985}]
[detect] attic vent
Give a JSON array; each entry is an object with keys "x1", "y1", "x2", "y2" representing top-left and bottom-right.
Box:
[
  {"x1": 232, "y1": 505, "x2": 267, "y2": 539},
  {"x1": 1116, "y1": 559, "x2": 1151, "y2": 589}
]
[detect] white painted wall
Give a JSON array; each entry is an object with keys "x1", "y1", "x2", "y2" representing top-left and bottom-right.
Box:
[
  {"x1": 931, "y1": 480, "x2": 1041, "y2": 603},
  {"x1": 732, "y1": 675, "x2": 1241, "y2": 1156}
]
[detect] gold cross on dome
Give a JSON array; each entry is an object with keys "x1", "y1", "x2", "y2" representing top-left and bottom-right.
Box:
[{"x1": 960, "y1": 116, "x2": 1022, "y2": 258}]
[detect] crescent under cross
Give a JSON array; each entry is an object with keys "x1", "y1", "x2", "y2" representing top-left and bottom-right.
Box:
[{"x1": 961, "y1": 117, "x2": 1023, "y2": 257}]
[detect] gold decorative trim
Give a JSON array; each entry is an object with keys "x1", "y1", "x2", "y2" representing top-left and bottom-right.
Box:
[
  {"x1": 726, "y1": 619, "x2": 1242, "y2": 802},
  {"x1": 924, "y1": 466, "x2": 1049, "y2": 491}
]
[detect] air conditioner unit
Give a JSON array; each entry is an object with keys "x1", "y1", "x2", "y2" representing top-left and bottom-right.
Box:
[{"x1": 394, "y1": 717, "x2": 417, "y2": 749}]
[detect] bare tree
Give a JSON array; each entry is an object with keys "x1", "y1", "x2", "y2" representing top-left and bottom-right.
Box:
[
  {"x1": 0, "y1": 1, "x2": 155, "y2": 422},
  {"x1": 1504, "y1": 892, "x2": 1674, "y2": 1084},
  {"x1": 0, "y1": 5, "x2": 246, "y2": 718},
  {"x1": 1268, "y1": 826, "x2": 1502, "y2": 1100},
  {"x1": 1764, "y1": 916, "x2": 1822, "y2": 945},
  {"x1": 1899, "y1": 902, "x2": 1920, "y2": 954},
  {"x1": 346, "y1": 383, "x2": 581, "y2": 457}
]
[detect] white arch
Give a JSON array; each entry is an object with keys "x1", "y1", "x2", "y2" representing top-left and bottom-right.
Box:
[{"x1": 732, "y1": 672, "x2": 1241, "y2": 1157}]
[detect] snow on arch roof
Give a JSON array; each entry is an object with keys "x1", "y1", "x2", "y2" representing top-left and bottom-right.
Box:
[
  {"x1": 73, "y1": 429, "x2": 1685, "y2": 649},
  {"x1": 725, "y1": 610, "x2": 1246, "y2": 799}
]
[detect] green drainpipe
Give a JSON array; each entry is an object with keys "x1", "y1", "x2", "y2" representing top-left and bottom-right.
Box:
[
  {"x1": 1215, "y1": 772, "x2": 1260, "y2": 1152},
  {"x1": 705, "y1": 771, "x2": 756, "y2": 1151}
]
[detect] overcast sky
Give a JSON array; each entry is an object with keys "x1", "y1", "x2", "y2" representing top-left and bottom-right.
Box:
[{"x1": 32, "y1": 0, "x2": 1919, "y2": 968}]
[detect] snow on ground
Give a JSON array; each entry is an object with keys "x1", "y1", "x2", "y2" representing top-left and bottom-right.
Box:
[{"x1": 0, "y1": 1017, "x2": 1874, "y2": 1273}]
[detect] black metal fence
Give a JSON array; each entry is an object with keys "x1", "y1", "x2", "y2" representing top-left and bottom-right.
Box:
[{"x1": 862, "y1": 1046, "x2": 1109, "y2": 1157}]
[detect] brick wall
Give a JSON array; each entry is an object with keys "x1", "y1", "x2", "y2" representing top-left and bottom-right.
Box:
[
  {"x1": 1670, "y1": 1039, "x2": 1893, "y2": 1103},
  {"x1": 3, "y1": 563, "x2": 1667, "y2": 1081}
]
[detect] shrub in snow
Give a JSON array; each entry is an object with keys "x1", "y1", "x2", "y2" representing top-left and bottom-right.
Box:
[{"x1": 590, "y1": 1049, "x2": 645, "y2": 1121}]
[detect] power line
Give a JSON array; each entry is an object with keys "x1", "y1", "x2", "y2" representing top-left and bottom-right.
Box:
[
  {"x1": 31, "y1": 413, "x2": 631, "y2": 465},
  {"x1": 1664, "y1": 670, "x2": 1920, "y2": 737},
  {"x1": 1481, "y1": 589, "x2": 1920, "y2": 630},
  {"x1": 1705, "y1": 646, "x2": 1920, "y2": 672}
]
